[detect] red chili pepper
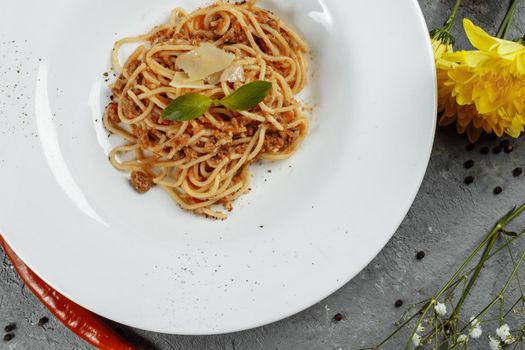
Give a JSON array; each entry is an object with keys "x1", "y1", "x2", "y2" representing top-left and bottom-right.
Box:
[{"x1": 0, "y1": 235, "x2": 137, "y2": 350}]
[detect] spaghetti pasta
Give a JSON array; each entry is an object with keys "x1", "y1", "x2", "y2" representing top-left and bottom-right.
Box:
[{"x1": 104, "y1": 1, "x2": 309, "y2": 219}]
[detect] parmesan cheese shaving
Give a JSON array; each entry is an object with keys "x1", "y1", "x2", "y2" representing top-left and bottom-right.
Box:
[
  {"x1": 176, "y1": 43, "x2": 234, "y2": 81},
  {"x1": 205, "y1": 72, "x2": 222, "y2": 85},
  {"x1": 169, "y1": 72, "x2": 206, "y2": 89},
  {"x1": 222, "y1": 63, "x2": 245, "y2": 83}
]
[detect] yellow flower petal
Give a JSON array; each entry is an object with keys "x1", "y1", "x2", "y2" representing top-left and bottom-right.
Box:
[
  {"x1": 515, "y1": 52, "x2": 525, "y2": 73},
  {"x1": 448, "y1": 69, "x2": 475, "y2": 84},
  {"x1": 466, "y1": 125, "x2": 482, "y2": 143},
  {"x1": 463, "y1": 19, "x2": 499, "y2": 52},
  {"x1": 439, "y1": 114, "x2": 456, "y2": 127}
]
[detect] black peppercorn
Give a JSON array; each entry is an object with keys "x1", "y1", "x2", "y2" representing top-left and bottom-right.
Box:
[
  {"x1": 333, "y1": 313, "x2": 344, "y2": 321},
  {"x1": 480, "y1": 146, "x2": 489, "y2": 154},
  {"x1": 493, "y1": 145, "x2": 502, "y2": 154},
  {"x1": 513, "y1": 167, "x2": 522, "y2": 177},
  {"x1": 504, "y1": 144, "x2": 513, "y2": 153},
  {"x1": 494, "y1": 186, "x2": 503, "y2": 195},
  {"x1": 3, "y1": 324, "x2": 15, "y2": 333},
  {"x1": 464, "y1": 176, "x2": 474, "y2": 185},
  {"x1": 464, "y1": 160, "x2": 474, "y2": 169},
  {"x1": 416, "y1": 251, "x2": 425, "y2": 260},
  {"x1": 465, "y1": 143, "x2": 475, "y2": 151},
  {"x1": 395, "y1": 299, "x2": 403, "y2": 308},
  {"x1": 37, "y1": 317, "x2": 49, "y2": 327},
  {"x1": 500, "y1": 140, "x2": 510, "y2": 148},
  {"x1": 3, "y1": 334, "x2": 14, "y2": 342}
]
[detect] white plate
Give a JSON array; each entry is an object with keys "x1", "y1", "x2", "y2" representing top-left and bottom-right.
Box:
[{"x1": 0, "y1": 0, "x2": 435, "y2": 334}]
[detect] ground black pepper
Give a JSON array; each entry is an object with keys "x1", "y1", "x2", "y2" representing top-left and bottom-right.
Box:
[
  {"x1": 464, "y1": 160, "x2": 474, "y2": 169},
  {"x1": 513, "y1": 167, "x2": 523, "y2": 177},
  {"x1": 3, "y1": 334, "x2": 14, "y2": 342},
  {"x1": 3, "y1": 324, "x2": 15, "y2": 332},
  {"x1": 416, "y1": 251, "x2": 425, "y2": 260},
  {"x1": 493, "y1": 186, "x2": 503, "y2": 195},
  {"x1": 465, "y1": 143, "x2": 475, "y2": 151},
  {"x1": 333, "y1": 313, "x2": 344, "y2": 322},
  {"x1": 37, "y1": 317, "x2": 49, "y2": 327},
  {"x1": 395, "y1": 299, "x2": 403, "y2": 307},
  {"x1": 464, "y1": 176, "x2": 474, "y2": 185},
  {"x1": 480, "y1": 146, "x2": 489, "y2": 154},
  {"x1": 493, "y1": 145, "x2": 502, "y2": 154}
]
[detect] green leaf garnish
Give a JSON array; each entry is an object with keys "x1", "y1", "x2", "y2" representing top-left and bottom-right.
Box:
[
  {"x1": 161, "y1": 81, "x2": 272, "y2": 122},
  {"x1": 219, "y1": 81, "x2": 272, "y2": 111},
  {"x1": 161, "y1": 93, "x2": 213, "y2": 121}
]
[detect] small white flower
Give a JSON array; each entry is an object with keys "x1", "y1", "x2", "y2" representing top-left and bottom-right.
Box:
[
  {"x1": 412, "y1": 333, "x2": 422, "y2": 347},
  {"x1": 489, "y1": 336, "x2": 502, "y2": 350},
  {"x1": 416, "y1": 324, "x2": 425, "y2": 333},
  {"x1": 434, "y1": 302, "x2": 447, "y2": 317},
  {"x1": 457, "y1": 334, "x2": 468, "y2": 343},
  {"x1": 469, "y1": 316, "x2": 482, "y2": 338},
  {"x1": 496, "y1": 324, "x2": 515, "y2": 344},
  {"x1": 496, "y1": 324, "x2": 510, "y2": 339},
  {"x1": 470, "y1": 326, "x2": 482, "y2": 339}
]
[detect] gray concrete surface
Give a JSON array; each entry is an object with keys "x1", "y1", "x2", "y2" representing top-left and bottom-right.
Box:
[{"x1": 2, "y1": 0, "x2": 525, "y2": 349}]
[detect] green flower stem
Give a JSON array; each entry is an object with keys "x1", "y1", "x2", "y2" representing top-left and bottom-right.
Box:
[
  {"x1": 434, "y1": 314, "x2": 439, "y2": 348},
  {"x1": 367, "y1": 204, "x2": 525, "y2": 350},
  {"x1": 504, "y1": 238, "x2": 525, "y2": 299},
  {"x1": 439, "y1": 230, "x2": 523, "y2": 301},
  {"x1": 433, "y1": 224, "x2": 496, "y2": 300},
  {"x1": 443, "y1": 0, "x2": 462, "y2": 32},
  {"x1": 479, "y1": 295, "x2": 523, "y2": 322},
  {"x1": 429, "y1": 0, "x2": 461, "y2": 45},
  {"x1": 498, "y1": 248, "x2": 525, "y2": 298},
  {"x1": 458, "y1": 246, "x2": 525, "y2": 334},
  {"x1": 486, "y1": 229, "x2": 524, "y2": 259},
  {"x1": 451, "y1": 205, "x2": 525, "y2": 321},
  {"x1": 443, "y1": 230, "x2": 525, "y2": 295},
  {"x1": 502, "y1": 296, "x2": 525, "y2": 318},
  {"x1": 404, "y1": 301, "x2": 435, "y2": 350},
  {"x1": 511, "y1": 332, "x2": 524, "y2": 350},
  {"x1": 449, "y1": 229, "x2": 499, "y2": 320},
  {"x1": 362, "y1": 307, "x2": 427, "y2": 350},
  {"x1": 497, "y1": 0, "x2": 522, "y2": 39}
]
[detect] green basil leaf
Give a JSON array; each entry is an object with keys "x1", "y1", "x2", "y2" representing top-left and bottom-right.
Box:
[
  {"x1": 161, "y1": 94, "x2": 213, "y2": 121},
  {"x1": 219, "y1": 81, "x2": 272, "y2": 112}
]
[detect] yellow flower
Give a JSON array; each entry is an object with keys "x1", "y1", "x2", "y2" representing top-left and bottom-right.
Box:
[{"x1": 436, "y1": 19, "x2": 525, "y2": 142}]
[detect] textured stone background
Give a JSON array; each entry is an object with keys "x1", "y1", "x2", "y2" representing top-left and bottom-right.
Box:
[{"x1": 1, "y1": 0, "x2": 525, "y2": 349}]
